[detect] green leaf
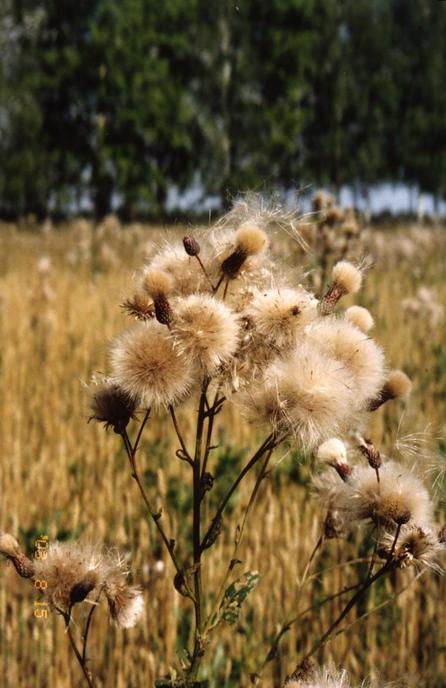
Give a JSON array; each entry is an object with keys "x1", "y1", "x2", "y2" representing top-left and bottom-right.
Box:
[{"x1": 221, "y1": 571, "x2": 260, "y2": 626}]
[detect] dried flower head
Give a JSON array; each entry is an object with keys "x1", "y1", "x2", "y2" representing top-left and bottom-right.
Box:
[
  {"x1": 121, "y1": 292, "x2": 154, "y2": 321},
  {"x1": 170, "y1": 294, "x2": 240, "y2": 375},
  {"x1": 319, "y1": 262, "x2": 362, "y2": 315},
  {"x1": 88, "y1": 378, "x2": 137, "y2": 433},
  {"x1": 344, "y1": 306, "x2": 374, "y2": 333},
  {"x1": 142, "y1": 269, "x2": 174, "y2": 325},
  {"x1": 307, "y1": 318, "x2": 385, "y2": 406},
  {"x1": 221, "y1": 223, "x2": 268, "y2": 279},
  {"x1": 338, "y1": 461, "x2": 432, "y2": 528},
  {"x1": 142, "y1": 269, "x2": 174, "y2": 298},
  {"x1": 284, "y1": 664, "x2": 351, "y2": 688},
  {"x1": 147, "y1": 245, "x2": 209, "y2": 295},
  {"x1": 239, "y1": 343, "x2": 357, "y2": 449},
  {"x1": 34, "y1": 541, "x2": 144, "y2": 627},
  {"x1": 368, "y1": 370, "x2": 412, "y2": 411},
  {"x1": 104, "y1": 580, "x2": 145, "y2": 628},
  {"x1": 245, "y1": 287, "x2": 318, "y2": 350},
  {"x1": 379, "y1": 524, "x2": 444, "y2": 573},
  {"x1": 110, "y1": 321, "x2": 195, "y2": 408}
]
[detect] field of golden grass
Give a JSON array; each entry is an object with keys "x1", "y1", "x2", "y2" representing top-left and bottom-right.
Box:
[{"x1": 0, "y1": 217, "x2": 445, "y2": 687}]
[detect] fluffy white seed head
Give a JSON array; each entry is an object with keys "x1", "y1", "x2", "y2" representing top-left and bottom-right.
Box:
[
  {"x1": 147, "y1": 245, "x2": 209, "y2": 295},
  {"x1": 332, "y1": 261, "x2": 362, "y2": 294},
  {"x1": 317, "y1": 438, "x2": 347, "y2": 465},
  {"x1": 379, "y1": 524, "x2": 444, "y2": 573},
  {"x1": 236, "y1": 222, "x2": 268, "y2": 255},
  {"x1": 238, "y1": 343, "x2": 357, "y2": 450},
  {"x1": 104, "y1": 581, "x2": 145, "y2": 628},
  {"x1": 142, "y1": 269, "x2": 174, "y2": 297},
  {"x1": 337, "y1": 461, "x2": 433, "y2": 527},
  {"x1": 110, "y1": 321, "x2": 195, "y2": 408},
  {"x1": 245, "y1": 287, "x2": 318, "y2": 350},
  {"x1": 284, "y1": 666, "x2": 352, "y2": 688},
  {"x1": 344, "y1": 306, "x2": 374, "y2": 333},
  {"x1": 170, "y1": 295, "x2": 240, "y2": 375},
  {"x1": 307, "y1": 318, "x2": 385, "y2": 406},
  {"x1": 386, "y1": 369, "x2": 413, "y2": 399},
  {"x1": 0, "y1": 532, "x2": 22, "y2": 558}
]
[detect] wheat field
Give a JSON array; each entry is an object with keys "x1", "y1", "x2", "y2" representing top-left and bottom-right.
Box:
[{"x1": 0, "y1": 216, "x2": 445, "y2": 688}]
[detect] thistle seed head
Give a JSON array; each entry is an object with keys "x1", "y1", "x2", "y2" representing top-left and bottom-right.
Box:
[
  {"x1": 110, "y1": 321, "x2": 195, "y2": 408},
  {"x1": 368, "y1": 370, "x2": 412, "y2": 411},
  {"x1": 142, "y1": 269, "x2": 174, "y2": 298},
  {"x1": 379, "y1": 524, "x2": 444, "y2": 572},
  {"x1": 344, "y1": 306, "x2": 374, "y2": 333},
  {"x1": 121, "y1": 292, "x2": 155, "y2": 321},
  {"x1": 170, "y1": 294, "x2": 240, "y2": 375},
  {"x1": 89, "y1": 378, "x2": 137, "y2": 433}
]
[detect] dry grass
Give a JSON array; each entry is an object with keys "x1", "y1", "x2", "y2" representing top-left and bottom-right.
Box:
[{"x1": 0, "y1": 218, "x2": 445, "y2": 687}]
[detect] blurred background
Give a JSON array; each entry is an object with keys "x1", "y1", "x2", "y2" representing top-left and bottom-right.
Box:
[{"x1": 1, "y1": 0, "x2": 445, "y2": 221}]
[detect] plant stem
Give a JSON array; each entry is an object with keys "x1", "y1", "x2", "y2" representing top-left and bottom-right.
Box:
[
  {"x1": 204, "y1": 446, "x2": 274, "y2": 636},
  {"x1": 63, "y1": 614, "x2": 96, "y2": 688},
  {"x1": 169, "y1": 405, "x2": 194, "y2": 466},
  {"x1": 188, "y1": 382, "x2": 208, "y2": 680},
  {"x1": 301, "y1": 562, "x2": 393, "y2": 661},
  {"x1": 200, "y1": 433, "x2": 276, "y2": 553},
  {"x1": 82, "y1": 588, "x2": 102, "y2": 663},
  {"x1": 256, "y1": 581, "x2": 361, "y2": 677},
  {"x1": 121, "y1": 429, "x2": 192, "y2": 598}
]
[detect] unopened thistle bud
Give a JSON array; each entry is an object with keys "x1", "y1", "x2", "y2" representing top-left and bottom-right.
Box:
[
  {"x1": 142, "y1": 269, "x2": 174, "y2": 326},
  {"x1": 319, "y1": 261, "x2": 362, "y2": 316},
  {"x1": 368, "y1": 370, "x2": 412, "y2": 411},
  {"x1": 358, "y1": 437, "x2": 382, "y2": 470},
  {"x1": 183, "y1": 235, "x2": 201, "y2": 257},
  {"x1": 0, "y1": 533, "x2": 35, "y2": 579},
  {"x1": 221, "y1": 223, "x2": 267, "y2": 279}
]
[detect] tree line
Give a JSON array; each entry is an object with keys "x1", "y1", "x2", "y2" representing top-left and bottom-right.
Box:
[{"x1": 1, "y1": 0, "x2": 445, "y2": 219}]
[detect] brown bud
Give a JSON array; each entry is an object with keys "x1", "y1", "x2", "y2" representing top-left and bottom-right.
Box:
[
  {"x1": 154, "y1": 294, "x2": 173, "y2": 326},
  {"x1": 183, "y1": 235, "x2": 201, "y2": 257},
  {"x1": 332, "y1": 462, "x2": 352, "y2": 482},
  {"x1": 11, "y1": 554, "x2": 35, "y2": 579},
  {"x1": 318, "y1": 282, "x2": 346, "y2": 316},
  {"x1": 394, "y1": 507, "x2": 411, "y2": 526},
  {"x1": 221, "y1": 248, "x2": 248, "y2": 279},
  {"x1": 359, "y1": 439, "x2": 382, "y2": 469},
  {"x1": 69, "y1": 572, "x2": 98, "y2": 605}
]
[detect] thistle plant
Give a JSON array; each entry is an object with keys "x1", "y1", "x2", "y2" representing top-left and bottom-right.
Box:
[{"x1": 88, "y1": 199, "x2": 441, "y2": 686}]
